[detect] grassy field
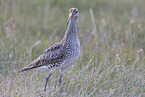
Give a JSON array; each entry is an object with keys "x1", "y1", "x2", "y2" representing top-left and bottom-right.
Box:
[{"x1": 0, "y1": 0, "x2": 144, "y2": 96}]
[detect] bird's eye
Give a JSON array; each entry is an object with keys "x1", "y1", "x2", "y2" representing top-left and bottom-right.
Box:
[{"x1": 75, "y1": 11, "x2": 78, "y2": 13}]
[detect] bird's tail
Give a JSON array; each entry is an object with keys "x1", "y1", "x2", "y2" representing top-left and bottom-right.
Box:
[
  {"x1": 17, "y1": 63, "x2": 42, "y2": 73},
  {"x1": 17, "y1": 55, "x2": 44, "y2": 73},
  {"x1": 17, "y1": 67, "x2": 33, "y2": 73}
]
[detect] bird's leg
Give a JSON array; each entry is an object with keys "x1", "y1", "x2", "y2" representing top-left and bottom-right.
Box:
[
  {"x1": 59, "y1": 70, "x2": 65, "y2": 93},
  {"x1": 44, "y1": 73, "x2": 52, "y2": 91},
  {"x1": 59, "y1": 74, "x2": 63, "y2": 93}
]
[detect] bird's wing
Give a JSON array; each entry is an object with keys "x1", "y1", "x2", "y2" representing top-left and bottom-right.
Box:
[{"x1": 18, "y1": 42, "x2": 66, "y2": 72}]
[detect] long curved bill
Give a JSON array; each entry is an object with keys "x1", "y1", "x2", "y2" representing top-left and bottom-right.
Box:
[{"x1": 67, "y1": 13, "x2": 73, "y2": 24}]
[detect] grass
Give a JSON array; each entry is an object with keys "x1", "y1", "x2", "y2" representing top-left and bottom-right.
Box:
[{"x1": 0, "y1": 0, "x2": 144, "y2": 96}]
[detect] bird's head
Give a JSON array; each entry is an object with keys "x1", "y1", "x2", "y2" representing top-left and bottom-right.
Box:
[{"x1": 67, "y1": 8, "x2": 79, "y2": 24}]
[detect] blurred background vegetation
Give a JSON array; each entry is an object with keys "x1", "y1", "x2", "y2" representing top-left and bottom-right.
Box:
[{"x1": 0, "y1": 0, "x2": 144, "y2": 96}]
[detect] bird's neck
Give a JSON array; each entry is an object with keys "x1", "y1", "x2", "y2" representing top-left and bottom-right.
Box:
[{"x1": 63, "y1": 19, "x2": 78, "y2": 42}]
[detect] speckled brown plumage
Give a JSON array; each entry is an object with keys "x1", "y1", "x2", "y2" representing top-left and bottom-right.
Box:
[
  {"x1": 17, "y1": 8, "x2": 80, "y2": 92},
  {"x1": 18, "y1": 8, "x2": 80, "y2": 73}
]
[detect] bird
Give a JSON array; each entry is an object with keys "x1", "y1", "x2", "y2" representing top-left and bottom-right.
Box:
[{"x1": 17, "y1": 8, "x2": 80, "y2": 92}]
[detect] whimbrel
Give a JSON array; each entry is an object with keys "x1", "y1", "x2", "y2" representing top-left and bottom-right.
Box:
[{"x1": 18, "y1": 8, "x2": 80, "y2": 92}]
